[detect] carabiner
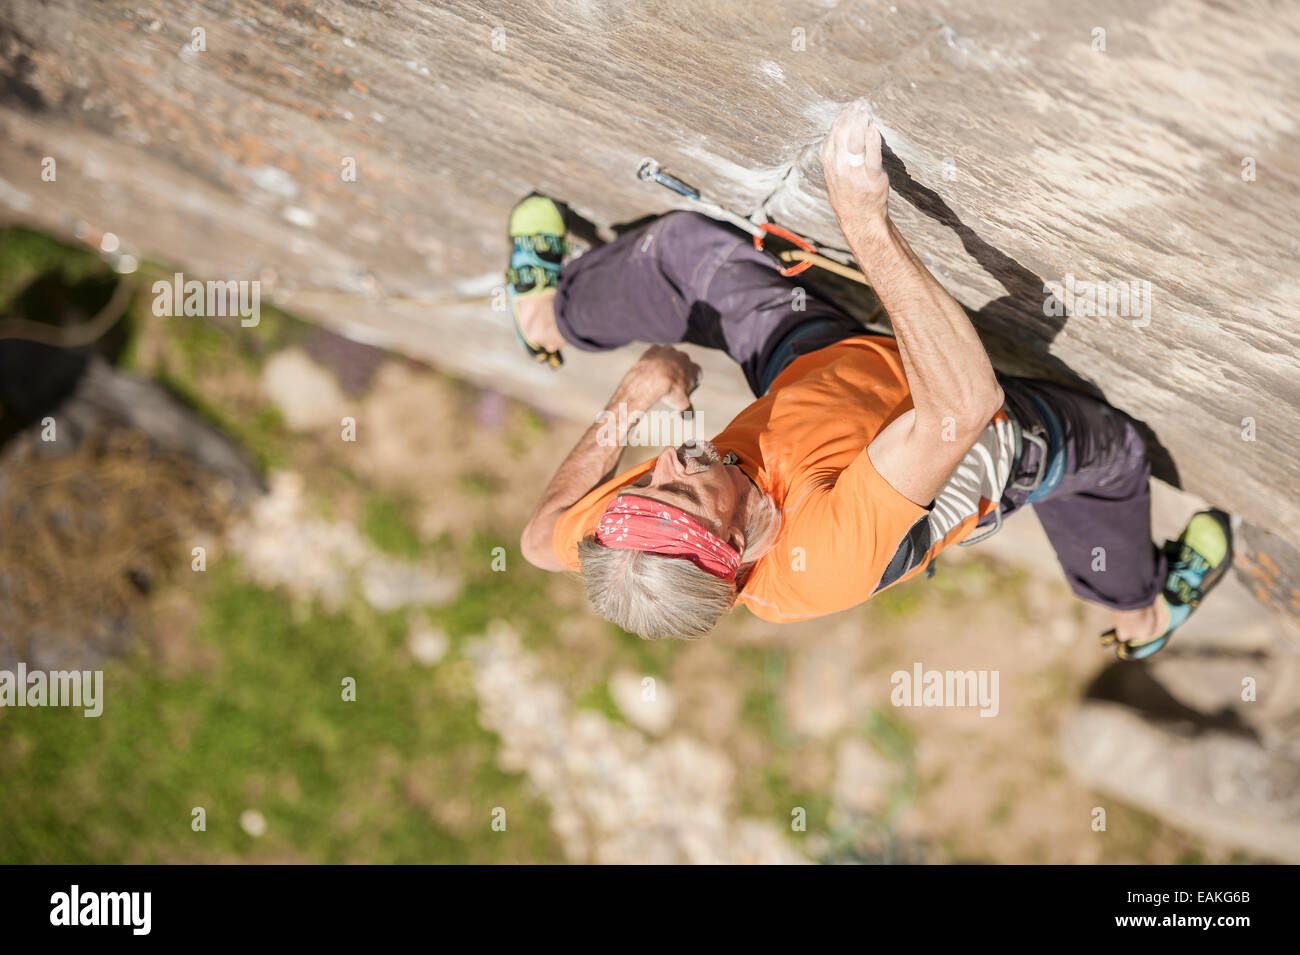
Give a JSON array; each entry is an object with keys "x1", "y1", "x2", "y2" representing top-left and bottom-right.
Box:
[{"x1": 753, "y1": 222, "x2": 816, "y2": 276}]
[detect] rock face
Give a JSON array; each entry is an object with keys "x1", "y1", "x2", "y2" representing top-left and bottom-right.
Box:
[
  {"x1": 1061, "y1": 702, "x2": 1300, "y2": 863},
  {"x1": 2, "y1": 0, "x2": 1299, "y2": 610}
]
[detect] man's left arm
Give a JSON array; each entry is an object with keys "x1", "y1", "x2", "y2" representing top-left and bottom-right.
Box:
[{"x1": 821, "y1": 102, "x2": 1004, "y2": 507}]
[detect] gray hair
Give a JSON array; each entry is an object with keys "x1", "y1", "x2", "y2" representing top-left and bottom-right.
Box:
[{"x1": 577, "y1": 493, "x2": 781, "y2": 640}]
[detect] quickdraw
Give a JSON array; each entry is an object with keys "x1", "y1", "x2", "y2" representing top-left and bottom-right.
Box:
[
  {"x1": 636, "y1": 158, "x2": 876, "y2": 291},
  {"x1": 753, "y1": 222, "x2": 815, "y2": 276}
]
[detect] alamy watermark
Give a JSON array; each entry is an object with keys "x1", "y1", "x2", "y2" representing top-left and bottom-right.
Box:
[
  {"x1": 890, "y1": 662, "x2": 999, "y2": 717},
  {"x1": 50, "y1": 885, "x2": 150, "y2": 935},
  {"x1": 0, "y1": 663, "x2": 103, "y2": 717},
  {"x1": 152, "y1": 272, "x2": 260, "y2": 327},
  {"x1": 1043, "y1": 273, "x2": 1152, "y2": 327}
]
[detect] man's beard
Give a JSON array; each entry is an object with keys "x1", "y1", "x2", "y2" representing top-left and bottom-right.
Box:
[{"x1": 676, "y1": 438, "x2": 720, "y2": 474}]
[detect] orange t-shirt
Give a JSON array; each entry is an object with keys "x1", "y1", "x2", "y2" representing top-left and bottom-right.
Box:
[{"x1": 552, "y1": 335, "x2": 1009, "y2": 623}]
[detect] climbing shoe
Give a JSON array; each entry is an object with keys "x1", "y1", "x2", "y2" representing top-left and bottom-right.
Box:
[
  {"x1": 1100, "y1": 509, "x2": 1233, "y2": 660},
  {"x1": 506, "y1": 193, "x2": 567, "y2": 369}
]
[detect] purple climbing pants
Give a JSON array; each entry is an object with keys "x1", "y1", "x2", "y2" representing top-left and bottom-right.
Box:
[{"x1": 554, "y1": 210, "x2": 1166, "y2": 611}]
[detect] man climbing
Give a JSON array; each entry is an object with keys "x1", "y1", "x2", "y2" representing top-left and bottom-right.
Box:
[{"x1": 511, "y1": 101, "x2": 1231, "y2": 658}]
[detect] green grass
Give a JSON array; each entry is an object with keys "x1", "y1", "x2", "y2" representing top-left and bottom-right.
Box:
[
  {"x1": 361, "y1": 493, "x2": 423, "y2": 558},
  {"x1": 154, "y1": 364, "x2": 291, "y2": 473},
  {"x1": 0, "y1": 563, "x2": 562, "y2": 863},
  {"x1": 426, "y1": 538, "x2": 556, "y2": 650},
  {"x1": 735, "y1": 646, "x2": 793, "y2": 744},
  {"x1": 735, "y1": 757, "x2": 833, "y2": 837},
  {"x1": 458, "y1": 471, "x2": 501, "y2": 498},
  {"x1": 728, "y1": 645, "x2": 832, "y2": 842},
  {"x1": 860, "y1": 707, "x2": 917, "y2": 822},
  {"x1": 574, "y1": 681, "x2": 626, "y2": 725},
  {"x1": 0, "y1": 227, "x2": 105, "y2": 312}
]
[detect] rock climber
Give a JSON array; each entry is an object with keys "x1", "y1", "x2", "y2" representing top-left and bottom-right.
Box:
[{"x1": 509, "y1": 101, "x2": 1232, "y2": 657}]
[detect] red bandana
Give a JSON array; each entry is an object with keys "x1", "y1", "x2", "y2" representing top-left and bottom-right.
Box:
[{"x1": 595, "y1": 494, "x2": 741, "y2": 582}]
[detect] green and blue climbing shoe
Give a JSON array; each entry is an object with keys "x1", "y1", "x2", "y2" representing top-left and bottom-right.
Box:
[
  {"x1": 506, "y1": 193, "x2": 567, "y2": 369},
  {"x1": 1100, "y1": 509, "x2": 1233, "y2": 660}
]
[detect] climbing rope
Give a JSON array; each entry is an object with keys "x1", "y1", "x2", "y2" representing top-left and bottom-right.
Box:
[{"x1": 0, "y1": 275, "x2": 136, "y2": 347}]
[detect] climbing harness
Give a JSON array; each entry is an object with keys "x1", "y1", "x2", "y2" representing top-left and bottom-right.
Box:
[{"x1": 959, "y1": 395, "x2": 1065, "y2": 547}]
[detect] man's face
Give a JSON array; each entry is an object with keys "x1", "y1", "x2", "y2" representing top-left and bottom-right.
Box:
[{"x1": 623, "y1": 439, "x2": 747, "y2": 552}]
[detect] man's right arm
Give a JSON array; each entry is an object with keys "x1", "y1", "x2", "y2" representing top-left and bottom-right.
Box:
[{"x1": 519, "y1": 345, "x2": 701, "y2": 571}]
